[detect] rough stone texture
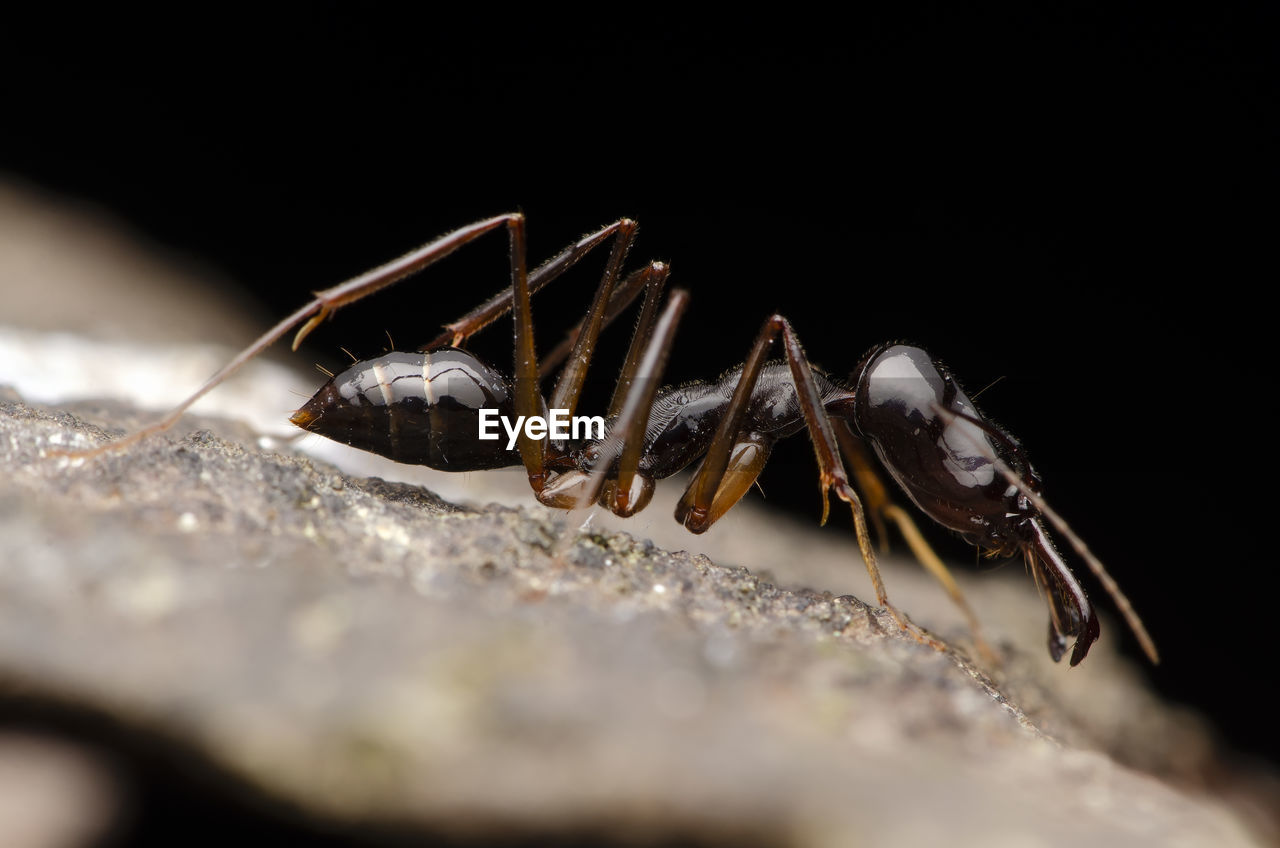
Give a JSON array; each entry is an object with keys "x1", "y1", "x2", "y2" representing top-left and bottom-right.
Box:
[
  {"x1": 0, "y1": 183, "x2": 1273, "y2": 846},
  {"x1": 0, "y1": 395, "x2": 1269, "y2": 847}
]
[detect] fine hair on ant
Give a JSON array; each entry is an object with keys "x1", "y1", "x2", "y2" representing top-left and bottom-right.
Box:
[{"x1": 55, "y1": 214, "x2": 1158, "y2": 668}]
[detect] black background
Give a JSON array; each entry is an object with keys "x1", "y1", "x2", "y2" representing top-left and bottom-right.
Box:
[{"x1": 3, "y1": 6, "x2": 1274, "y2": 767}]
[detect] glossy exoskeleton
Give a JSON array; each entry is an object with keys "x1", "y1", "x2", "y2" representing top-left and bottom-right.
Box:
[
  {"x1": 64, "y1": 214, "x2": 1157, "y2": 667},
  {"x1": 851, "y1": 344, "x2": 1100, "y2": 665}
]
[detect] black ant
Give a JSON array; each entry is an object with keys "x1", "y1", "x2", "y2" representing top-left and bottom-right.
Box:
[{"x1": 56, "y1": 214, "x2": 1158, "y2": 668}]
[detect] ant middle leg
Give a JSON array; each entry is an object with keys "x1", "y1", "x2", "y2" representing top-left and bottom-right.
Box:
[
  {"x1": 482, "y1": 216, "x2": 676, "y2": 502},
  {"x1": 535, "y1": 266, "x2": 679, "y2": 515},
  {"x1": 505, "y1": 219, "x2": 646, "y2": 492},
  {"x1": 558, "y1": 286, "x2": 689, "y2": 515},
  {"x1": 538, "y1": 263, "x2": 669, "y2": 381}
]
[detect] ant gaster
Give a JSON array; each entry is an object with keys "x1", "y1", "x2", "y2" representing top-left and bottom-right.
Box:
[{"x1": 59, "y1": 214, "x2": 1158, "y2": 667}]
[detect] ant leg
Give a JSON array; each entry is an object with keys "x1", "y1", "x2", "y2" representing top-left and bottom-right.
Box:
[
  {"x1": 537, "y1": 271, "x2": 677, "y2": 513},
  {"x1": 832, "y1": 427, "x2": 891, "y2": 550},
  {"x1": 674, "y1": 316, "x2": 939, "y2": 647},
  {"x1": 420, "y1": 218, "x2": 640, "y2": 351},
  {"x1": 57, "y1": 214, "x2": 524, "y2": 459},
  {"x1": 548, "y1": 289, "x2": 690, "y2": 514},
  {"x1": 408, "y1": 217, "x2": 643, "y2": 494},
  {"x1": 606, "y1": 263, "x2": 672, "y2": 418},
  {"x1": 506, "y1": 219, "x2": 641, "y2": 492},
  {"x1": 507, "y1": 215, "x2": 545, "y2": 486},
  {"x1": 546, "y1": 221, "x2": 638, "y2": 416},
  {"x1": 685, "y1": 434, "x2": 774, "y2": 528},
  {"x1": 672, "y1": 316, "x2": 848, "y2": 532},
  {"x1": 292, "y1": 215, "x2": 524, "y2": 350},
  {"x1": 835, "y1": 423, "x2": 998, "y2": 664},
  {"x1": 539, "y1": 263, "x2": 668, "y2": 380},
  {"x1": 671, "y1": 316, "x2": 785, "y2": 532},
  {"x1": 603, "y1": 266, "x2": 676, "y2": 512}
]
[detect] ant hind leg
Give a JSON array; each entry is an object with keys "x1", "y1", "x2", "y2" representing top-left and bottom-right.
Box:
[{"x1": 55, "y1": 214, "x2": 527, "y2": 460}]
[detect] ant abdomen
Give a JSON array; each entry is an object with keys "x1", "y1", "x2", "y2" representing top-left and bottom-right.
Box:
[{"x1": 291, "y1": 348, "x2": 521, "y2": 471}]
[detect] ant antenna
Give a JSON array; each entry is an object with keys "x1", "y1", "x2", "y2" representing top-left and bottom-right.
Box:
[
  {"x1": 970, "y1": 374, "x2": 1006, "y2": 401},
  {"x1": 932, "y1": 402, "x2": 1159, "y2": 664}
]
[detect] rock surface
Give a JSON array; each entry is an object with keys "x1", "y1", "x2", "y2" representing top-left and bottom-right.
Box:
[
  {"x1": 0, "y1": 394, "x2": 1267, "y2": 847},
  {"x1": 0, "y1": 180, "x2": 1271, "y2": 848}
]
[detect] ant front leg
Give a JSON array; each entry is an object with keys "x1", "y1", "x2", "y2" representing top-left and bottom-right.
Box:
[
  {"x1": 834, "y1": 422, "x2": 998, "y2": 665},
  {"x1": 673, "y1": 315, "x2": 943, "y2": 650}
]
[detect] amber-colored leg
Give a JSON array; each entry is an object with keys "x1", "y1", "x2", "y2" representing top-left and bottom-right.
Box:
[
  {"x1": 834, "y1": 423, "x2": 998, "y2": 664},
  {"x1": 845, "y1": 435, "x2": 998, "y2": 663},
  {"x1": 834, "y1": 425, "x2": 892, "y2": 550}
]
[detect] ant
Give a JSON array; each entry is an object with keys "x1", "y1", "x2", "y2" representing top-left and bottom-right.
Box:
[{"x1": 57, "y1": 214, "x2": 1158, "y2": 668}]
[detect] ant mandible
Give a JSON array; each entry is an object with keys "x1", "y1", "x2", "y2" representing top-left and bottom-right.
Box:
[{"x1": 59, "y1": 214, "x2": 1158, "y2": 668}]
